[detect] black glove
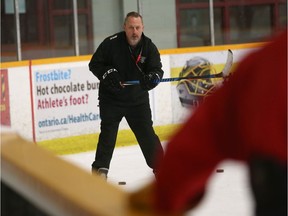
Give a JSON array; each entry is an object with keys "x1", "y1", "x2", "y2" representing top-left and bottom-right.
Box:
[
  {"x1": 102, "y1": 68, "x2": 123, "y2": 93},
  {"x1": 140, "y1": 71, "x2": 161, "y2": 90}
]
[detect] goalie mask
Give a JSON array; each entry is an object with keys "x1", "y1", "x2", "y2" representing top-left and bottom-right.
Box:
[{"x1": 176, "y1": 57, "x2": 216, "y2": 108}]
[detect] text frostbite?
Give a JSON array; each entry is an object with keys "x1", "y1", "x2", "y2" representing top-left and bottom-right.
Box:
[{"x1": 35, "y1": 69, "x2": 71, "y2": 82}]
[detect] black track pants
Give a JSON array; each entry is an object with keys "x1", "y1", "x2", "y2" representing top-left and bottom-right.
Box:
[
  {"x1": 249, "y1": 156, "x2": 287, "y2": 216},
  {"x1": 92, "y1": 102, "x2": 164, "y2": 172}
]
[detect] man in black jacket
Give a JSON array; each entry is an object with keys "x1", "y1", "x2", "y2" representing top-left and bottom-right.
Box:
[{"x1": 89, "y1": 11, "x2": 164, "y2": 179}]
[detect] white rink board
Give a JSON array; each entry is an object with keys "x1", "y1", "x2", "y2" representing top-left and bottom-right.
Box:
[
  {"x1": 3, "y1": 46, "x2": 260, "y2": 142},
  {"x1": 31, "y1": 62, "x2": 100, "y2": 141}
]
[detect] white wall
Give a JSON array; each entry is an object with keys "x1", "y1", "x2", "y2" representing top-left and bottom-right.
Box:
[{"x1": 91, "y1": 0, "x2": 177, "y2": 50}]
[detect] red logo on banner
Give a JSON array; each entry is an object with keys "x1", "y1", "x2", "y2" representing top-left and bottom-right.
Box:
[{"x1": 1, "y1": 69, "x2": 11, "y2": 126}]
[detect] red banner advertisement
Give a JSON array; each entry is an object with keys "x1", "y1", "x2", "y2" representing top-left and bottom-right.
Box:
[{"x1": 1, "y1": 69, "x2": 11, "y2": 126}]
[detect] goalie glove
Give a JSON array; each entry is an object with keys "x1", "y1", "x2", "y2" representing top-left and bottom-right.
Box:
[
  {"x1": 140, "y1": 71, "x2": 161, "y2": 90},
  {"x1": 102, "y1": 68, "x2": 123, "y2": 93}
]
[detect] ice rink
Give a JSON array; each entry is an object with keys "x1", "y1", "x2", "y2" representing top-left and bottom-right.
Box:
[{"x1": 61, "y1": 143, "x2": 255, "y2": 216}]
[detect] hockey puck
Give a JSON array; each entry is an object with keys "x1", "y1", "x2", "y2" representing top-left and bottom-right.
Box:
[
  {"x1": 118, "y1": 181, "x2": 126, "y2": 185},
  {"x1": 216, "y1": 169, "x2": 224, "y2": 173}
]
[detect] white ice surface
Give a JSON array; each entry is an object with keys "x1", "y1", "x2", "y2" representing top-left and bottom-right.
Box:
[{"x1": 60, "y1": 144, "x2": 255, "y2": 216}]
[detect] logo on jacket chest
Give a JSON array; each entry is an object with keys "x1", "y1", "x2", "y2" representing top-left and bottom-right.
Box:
[{"x1": 140, "y1": 56, "x2": 146, "y2": 64}]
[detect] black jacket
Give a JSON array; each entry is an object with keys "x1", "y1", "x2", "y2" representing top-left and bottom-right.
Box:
[{"x1": 89, "y1": 31, "x2": 164, "y2": 106}]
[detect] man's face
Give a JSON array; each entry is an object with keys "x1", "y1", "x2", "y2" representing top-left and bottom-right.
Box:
[{"x1": 123, "y1": 16, "x2": 144, "y2": 47}]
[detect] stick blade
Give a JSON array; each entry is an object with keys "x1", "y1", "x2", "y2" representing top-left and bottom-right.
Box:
[{"x1": 222, "y1": 49, "x2": 233, "y2": 77}]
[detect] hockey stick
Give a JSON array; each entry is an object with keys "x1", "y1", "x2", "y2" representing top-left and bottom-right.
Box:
[{"x1": 123, "y1": 49, "x2": 233, "y2": 85}]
